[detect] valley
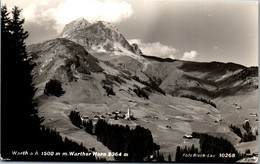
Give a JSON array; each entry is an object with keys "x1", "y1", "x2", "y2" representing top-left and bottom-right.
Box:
[{"x1": 27, "y1": 18, "x2": 258, "y2": 162}]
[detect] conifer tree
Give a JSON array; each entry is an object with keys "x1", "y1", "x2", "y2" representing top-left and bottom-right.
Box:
[
  {"x1": 175, "y1": 146, "x2": 181, "y2": 162},
  {"x1": 84, "y1": 119, "x2": 93, "y2": 134},
  {"x1": 1, "y1": 5, "x2": 11, "y2": 46},
  {"x1": 1, "y1": 5, "x2": 42, "y2": 158},
  {"x1": 10, "y1": 6, "x2": 29, "y2": 59},
  {"x1": 168, "y1": 154, "x2": 172, "y2": 162}
]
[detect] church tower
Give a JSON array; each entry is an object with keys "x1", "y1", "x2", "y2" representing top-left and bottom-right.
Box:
[{"x1": 125, "y1": 106, "x2": 131, "y2": 120}]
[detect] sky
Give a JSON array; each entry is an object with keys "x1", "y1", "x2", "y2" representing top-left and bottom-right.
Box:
[{"x1": 2, "y1": 0, "x2": 258, "y2": 66}]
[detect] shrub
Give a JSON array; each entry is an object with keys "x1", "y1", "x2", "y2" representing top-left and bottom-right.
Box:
[
  {"x1": 181, "y1": 95, "x2": 217, "y2": 108},
  {"x1": 102, "y1": 74, "x2": 126, "y2": 86},
  {"x1": 241, "y1": 131, "x2": 256, "y2": 142},
  {"x1": 44, "y1": 79, "x2": 65, "y2": 97},
  {"x1": 69, "y1": 110, "x2": 82, "y2": 128},
  {"x1": 133, "y1": 86, "x2": 149, "y2": 99},
  {"x1": 153, "y1": 151, "x2": 165, "y2": 162},
  {"x1": 83, "y1": 119, "x2": 93, "y2": 134},
  {"x1": 243, "y1": 121, "x2": 251, "y2": 133},
  {"x1": 77, "y1": 66, "x2": 91, "y2": 75},
  {"x1": 132, "y1": 75, "x2": 165, "y2": 95},
  {"x1": 245, "y1": 149, "x2": 251, "y2": 154},
  {"x1": 103, "y1": 85, "x2": 116, "y2": 96},
  {"x1": 229, "y1": 123, "x2": 256, "y2": 142},
  {"x1": 229, "y1": 124, "x2": 242, "y2": 138}
]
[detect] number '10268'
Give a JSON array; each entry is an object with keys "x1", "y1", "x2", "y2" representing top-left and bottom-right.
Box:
[{"x1": 219, "y1": 153, "x2": 235, "y2": 158}]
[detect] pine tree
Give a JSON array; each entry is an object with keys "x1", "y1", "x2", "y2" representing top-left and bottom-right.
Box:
[
  {"x1": 175, "y1": 146, "x2": 181, "y2": 162},
  {"x1": 12, "y1": 7, "x2": 28, "y2": 51},
  {"x1": 1, "y1": 4, "x2": 11, "y2": 46},
  {"x1": 243, "y1": 121, "x2": 251, "y2": 133},
  {"x1": 85, "y1": 119, "x2": 93, "y2": 134},
  {"x1": 1, "y1": 4, "x2": 12, "y2": 81},
  {"x1": 168, "y1": 154, "x2": 172, "y2": 162},
  {"x1": 1, "y1": 5, "x2": 42, "y2": 158}
]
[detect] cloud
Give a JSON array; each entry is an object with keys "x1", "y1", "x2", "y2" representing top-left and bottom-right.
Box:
[
  {"x1": 23, "y1": 4, "x2": 37, "y2": 21},
  {"x1": 129, "y1": 39, "x2": 199, "y2": 61},
  {"x1": 55, "y1": 0, "x2": 132, "y2": 27},
  {"x1": 181, "y1": 51, "x2": 198, "y2": 61},
  {"x1": 128, "y1": 39, "x2": 176, "y2": 59},
  {"x1": 128, "y1": 39, "x2": 142, "y2": 45},
  {"x1": 213, "y1": 46, "x2": 218, "y2": 50},
  {"x1": 20, "y1": 0, "x2": 133, "y2": 32}
]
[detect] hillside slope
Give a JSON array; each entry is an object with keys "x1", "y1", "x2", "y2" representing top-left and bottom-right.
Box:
[{"x1": 27, "y1": 18, "x2": 258, "y2": 162}]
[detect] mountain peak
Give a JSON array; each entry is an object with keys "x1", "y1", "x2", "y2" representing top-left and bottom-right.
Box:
[
  {"x1": 96, "y1": 21, "x2": 119, "y2": 32},
  {"x1": 59, "y1": 17, "x2": 91, "y2": 37},
  {"x1": 58, "y1": 18, "x2": 143, "y2": 56},
  {"x1": 74, "y1": 17, "x2": 90, "y2": 26},
  {"x1": 75, "y1": 17, "x2": 87, "y2": 21}
]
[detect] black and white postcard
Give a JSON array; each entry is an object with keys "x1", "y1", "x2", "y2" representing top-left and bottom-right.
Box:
[{"x1": 1, "y1": 0, "x2": 258, "y2": 163}]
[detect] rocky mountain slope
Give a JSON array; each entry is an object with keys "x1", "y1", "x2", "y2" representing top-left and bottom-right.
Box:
[
  {"x1": 27, "y1": 18, "x2": 258, "y2": 162},
  {"x1": 59, "y1": 18, "x2": 142, "y2": 55}
]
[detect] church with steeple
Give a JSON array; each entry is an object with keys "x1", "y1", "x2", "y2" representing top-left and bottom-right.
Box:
[{"x1": 125, "y1": 106, "x2": 132, "y2": 120}]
